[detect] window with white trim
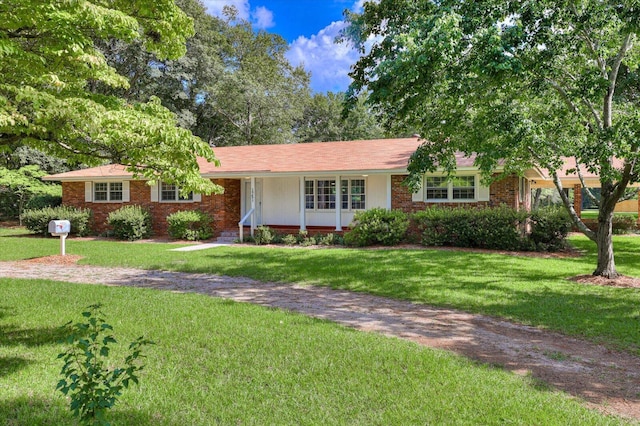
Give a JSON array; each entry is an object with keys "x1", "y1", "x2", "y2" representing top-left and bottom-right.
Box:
[
  {"x1": 425, "y1": 175, "x2": 476, "y2": 201},
  {"x1": 341, "y1": 179, "x2": 366, "y2": 210},
  {"x1": 316, "y1": 180, "x2": 336, "y2": 209},
  {"x1": 305, "y1": 178, "x2": 366, "y2": 210},
  {"x1": 160, "y1": 182, "x2": 193, "y2": 201},
  {"x1": 93, "y1": 182, "x2": 123, "y2": 202}
]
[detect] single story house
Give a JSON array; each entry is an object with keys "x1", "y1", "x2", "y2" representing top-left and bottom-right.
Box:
[{"x1": 44, "y1": 137, "x2": 567, "y2": 238}]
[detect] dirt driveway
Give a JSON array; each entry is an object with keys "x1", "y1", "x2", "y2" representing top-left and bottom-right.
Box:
[{"x1": 1, "y1": 257, "x2": 639, "y2": 421}]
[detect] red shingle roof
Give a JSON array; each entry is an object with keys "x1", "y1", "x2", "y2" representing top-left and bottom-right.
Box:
[{"x1": 43, "y1": 138, "x2": 480, "y2": 180}]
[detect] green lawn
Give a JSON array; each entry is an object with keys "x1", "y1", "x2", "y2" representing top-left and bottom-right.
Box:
[
  {"x1": 0, "y1": 279, "x2": 628, "y2": 425},
  {"x1": 1, "y1": 228, "x2": 638, "y2": 356}
]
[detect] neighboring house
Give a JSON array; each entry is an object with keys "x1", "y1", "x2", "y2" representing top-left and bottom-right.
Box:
[{"x1": 44, "y1": 137, "x2": 545, "y2": 237}]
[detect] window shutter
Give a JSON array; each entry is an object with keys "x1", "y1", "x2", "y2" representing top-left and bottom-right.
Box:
[
  {"x1": 150, "y1": 184, "x2": 159, "y2": 202},
  {"x1": 122, "y1": 181, "x2": 130, "y2": 202},
  {"x1": 478, "y1": 183, "x2": 490, "y2": 201},
  {"x1": 84, "y1": 182, "x2": 92, "y2": 202},
  {"x1": 193, "y1": 193, "x2": 201, "y2": 202},
  {"x1": 411, "y1": 176, "x2": 424, "y2": 202}
]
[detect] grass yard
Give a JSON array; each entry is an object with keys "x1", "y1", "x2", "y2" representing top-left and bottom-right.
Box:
[
  {"x1": 1, "y1": 228, "x2": 638, "y2": 356},
  {"x1": 0, "y1": 279, "x2": 629, "y2": 425}
]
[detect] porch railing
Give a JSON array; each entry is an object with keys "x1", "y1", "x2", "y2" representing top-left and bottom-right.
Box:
[{"x1": 238, "y1": 208, "x2": 255, "y2": 243}]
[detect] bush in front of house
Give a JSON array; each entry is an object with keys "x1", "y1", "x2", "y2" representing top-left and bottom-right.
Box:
[
  {"x1": 528, "y1": 206, "x2": 573, "y2": 251},
  {"x1": 21, "y1": 205, "x2": 92, "y2": 236},
  {"x1": 254, "y1": 225, "x2": 277, "y2": 245},
  {"x1": 412, "y1": 206, "x2": 528, "y2": 251},
  {"x1": 344, "y1": 208, "x2": 409, "y2": 246},
  {"x1": 167, "y1": 210, "x2": 214, "y2": 241},
  {"x1": 107, "y1": 205, "x2": 153, "y2": 241}
]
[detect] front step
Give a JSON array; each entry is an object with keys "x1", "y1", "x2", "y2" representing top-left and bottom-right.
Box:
[{"x1": 216, "y1": 230, "x2": 239, "y2": 243}]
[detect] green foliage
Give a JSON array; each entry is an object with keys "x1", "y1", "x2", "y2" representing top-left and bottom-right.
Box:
[
  {"x1": 583, "y1": 215, "x2": 638, "y2": 235},
  {"x1": 254, "y1": 225, "x2": 276, "y2": 245},
  {"x1": 344, "y1": 208, "x2": 409, "y2": 246},
  {"x1": 107, "y1": 205, "x2": 152, "y2": 241},
  {"x1": 529, "y1": 207, "x2": 573, "y2": 251},
  {"x1": 282, "y1": 234, "x2": 298, "y2": 246},
  {"x1": 0, "y1": 165, "x2": 61, "y2": 220},
  {"x1": 0, "y1": 0, "x2": 221, "y2": 195},
  {"x1": 344, "y1": 0, "x2": 640, "y2": 275},
  {"x1": 166, "y1": 210, "x2": 213, "y2": 241},
  {"x1": 412, "y1": 206, "x2": 528, "y2": 251},
  {"x1": 21, "y1": 205, "x2": 91, "y2": 236},
  {"x1": 57, "y1": 304, "x2": 153, "y2": 426},
  {"x1": 295, "y1": 92, "x2": 384, "y2": 142}
]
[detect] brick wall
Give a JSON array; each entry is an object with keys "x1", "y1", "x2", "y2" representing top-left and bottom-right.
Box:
[
  {"x1": 62, "y1": 179, "x2": 241, "y2": 236},
  {"x1": 390, "y1": 174, "x2": 523, "y2": 213}
]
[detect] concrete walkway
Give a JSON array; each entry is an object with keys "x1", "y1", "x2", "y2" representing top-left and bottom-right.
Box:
[{"x1": 1, "y1": 260, "x2": 638, "y2": 420}]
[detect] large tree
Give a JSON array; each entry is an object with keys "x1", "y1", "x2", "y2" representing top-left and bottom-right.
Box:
[
  {"x1": 1, "y1": 0, "x2": 220, "y2": 194},
  {"x1": 294, "y1": 92, "x2": 385, "y2": 142},
  {"x1": 346, "y1": 0, "x2": 640, "y2": 278}
]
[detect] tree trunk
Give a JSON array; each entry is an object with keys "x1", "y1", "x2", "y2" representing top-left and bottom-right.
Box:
[{"x1": 593, "y1": 205, "x2": 618, "y2": 278}]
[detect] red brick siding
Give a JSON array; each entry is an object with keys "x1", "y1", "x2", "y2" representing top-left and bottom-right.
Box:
[
  {"x1": 62, "y1": 179, "x2": 241, "y2": 236},
  {"x1": 390, "y1": 174, "x2": 523, "y2": 213}
]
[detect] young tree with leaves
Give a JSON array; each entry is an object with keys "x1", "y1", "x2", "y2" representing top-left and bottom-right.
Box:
[
  {"x1": 346, "y1": 0, "x2": 640, "y2": 278},
  {"x1": 1, "y1": 0, "x2": 221, "y2": 195}
]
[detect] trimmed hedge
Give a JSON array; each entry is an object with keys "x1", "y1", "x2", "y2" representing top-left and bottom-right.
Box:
[
  {"x1": 344, "y1": 208, "x2": 409, "y2": 246},
  {"x1": 107, "y1": 205, "x2": 152, "y2": 241},
  {"x1": 21, "y1": 206, "x2": 92, "y2": 236},
  {"x1": 412, "y1": 206, "x2": 528, "y2": 251},
  {"x1": 529, "y1": 206, "x2": 573, "y2": 251},
  {"x1": 167, "y1": 210, "x2": 214, "y2": 241}
]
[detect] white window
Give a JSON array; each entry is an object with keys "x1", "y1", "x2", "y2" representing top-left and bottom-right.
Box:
[
  {"x1": 306, "y1": 178, "x2": 366, "y2": 210},
  {"x1": 341, "y1": 179, "x2": 366, "y2": 210},
  {"x1": 93, "y1": 182, "x2": 123, "y2": 202},
  {"x1": 425, "y1": 175, "x2": 476, "y2": 201},
  {"x1": 160, "y1": 182, "x2": 193, "y2": 202}
]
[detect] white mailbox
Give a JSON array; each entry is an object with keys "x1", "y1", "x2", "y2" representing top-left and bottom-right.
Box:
[
  {"x1": 49, "y1": 220, "x2": 71, "y2": 236},
  {"x1": 48, "y1": 220, "x2": 71, "y2": 256}
]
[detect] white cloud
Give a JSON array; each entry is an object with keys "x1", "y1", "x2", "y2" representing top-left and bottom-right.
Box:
[
  {"x1": 201, "y1": 0, "x2": 250, "y2": 19},
  {"x1": 286, "y1": 19, "x2": 381, "y2": 94},
  {"x1": 252, "y1": 6, "x2": 275, "y2": 29}
]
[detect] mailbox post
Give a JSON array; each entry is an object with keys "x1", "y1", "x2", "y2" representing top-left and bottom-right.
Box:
[{"x1": 48, "y1": 220, "x2": 71, "y2": 256}]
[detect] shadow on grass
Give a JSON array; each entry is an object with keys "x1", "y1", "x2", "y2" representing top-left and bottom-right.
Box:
[
  {"x1": 0, "y1": 356, "x2": 32, "y2": 378},
  {"x1": 0, "y1": 396, "x2": 157, "y2": 426},
  {"x1": 0, "y1": 324, "x2": 67, "y2": 348}
]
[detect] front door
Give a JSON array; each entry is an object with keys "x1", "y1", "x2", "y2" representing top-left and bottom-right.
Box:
[{"x1": 244, "y1": 179, "x2": 263, "y2": 225}]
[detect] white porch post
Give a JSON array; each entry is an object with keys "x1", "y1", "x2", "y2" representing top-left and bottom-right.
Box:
[
  {"x1": 386, "y1": 174, "x2": 392, "y2": 210},
  {"x1": 250, "y1": 176, "x2": 256, "y2": 237},
  {"x1": 335, "y1": 175, "x2": 342, "y2": 231},
  {"x1": 299, "y1": 176, "x2": 306, "y2": 231}
]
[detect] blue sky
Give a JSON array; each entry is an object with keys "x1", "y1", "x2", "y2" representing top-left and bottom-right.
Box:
[{"x1": 201, "y1": 0, "x2": 367, "y2": 93}]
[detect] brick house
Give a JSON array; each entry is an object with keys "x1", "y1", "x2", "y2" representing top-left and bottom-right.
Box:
[{"x1": 44, "y1": 137, "x2": 542, "y2": 237}]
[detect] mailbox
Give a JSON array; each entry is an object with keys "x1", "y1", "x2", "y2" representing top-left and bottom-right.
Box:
[{"x1": 48, "y1": 220, "x2": 71, "y2": 236}]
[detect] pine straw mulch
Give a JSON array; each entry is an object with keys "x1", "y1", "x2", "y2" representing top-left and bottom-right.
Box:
[{"x1": 568, "y1": 274, "x2": 640, "y2": 289}]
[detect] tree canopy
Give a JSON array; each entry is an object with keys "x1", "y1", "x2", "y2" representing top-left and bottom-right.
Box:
[
  {"x1": 1, "y1": 0, "x2": 220, "y2": 194},
  {"x1": 346, "y1": 0, "x2": 640, "y2": 277}
]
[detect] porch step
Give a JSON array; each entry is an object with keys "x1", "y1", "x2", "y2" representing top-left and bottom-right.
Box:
[{"x1": 216, "y1": 231, "x2": 238, "y2": 243}]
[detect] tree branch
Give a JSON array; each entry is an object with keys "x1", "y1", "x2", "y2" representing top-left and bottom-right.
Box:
[
  {"x1": 552, "y1": 172, "x2": 596, "y2": 241},
  {"x1": 604, "y1": 33, "x2": 633, "y2": 128},
  {"x1": 575, "y1": 161, "x2": 599, "y2": 207}
]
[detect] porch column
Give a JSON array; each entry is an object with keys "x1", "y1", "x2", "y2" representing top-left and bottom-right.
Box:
[
  {"x1": 250, "y1": 176, "x2": 256, "y2": 236},
  {"x1": 299, "y1": 176, "x2": 306, "y2": 231},
  {"x1": 335, "y1": 175, "x2": 342, "y2": 231},
  {"x1": 573, "y1": 184, "x2": 582, "y2": 218}
]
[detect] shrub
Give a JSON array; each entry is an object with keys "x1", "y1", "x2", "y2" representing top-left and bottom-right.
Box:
[
  {"x1": 166, "y1": 210, "x2": 214, "y2": 241},
  {"x1": 344, "y1": 208, "x2": 409, "y2": 246},
  {"x1": 21, "y1": 205, "x2": 92, "y2": 236},
  {"x1": 107, "y1": 205, "x2": 153, "y2": 241},
  {"x1": 254, "y1": 225, "x2": 275, "y2": 245},
  {"x1": 57, "y1": 304, "x2": 153, "y2": 426},
  {"x1": 412, "y1": 206, "x2": 528, "y2": 250},
  {"x1": 529, "y1": 207, "x2": 573, "y2": 251},
  {"x1": 24, "y1": 193, "x2": 62, "y2": 211},
  {"x1": 282, "y1": 234, "x2": 297, "y2": 245},
  {"x1": 612, "y1": 215, "x2": 637, "y2": 234}
]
